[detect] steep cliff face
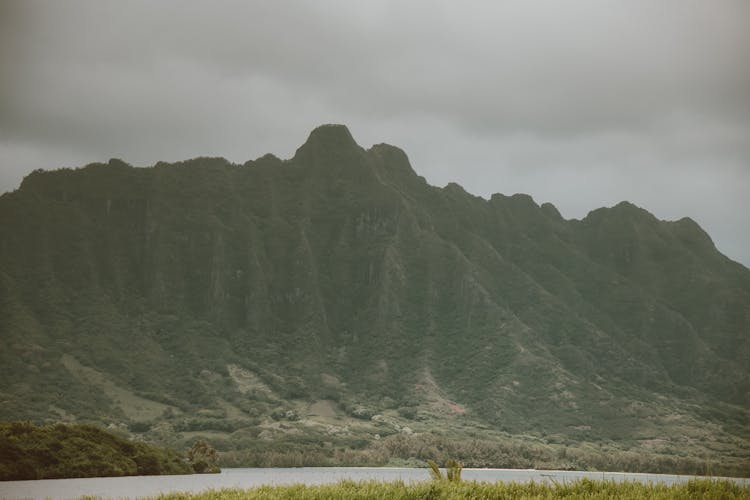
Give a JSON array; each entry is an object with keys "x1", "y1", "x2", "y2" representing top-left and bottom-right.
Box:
[{"x1": 0, "y1": 125, "x2": 748, "y2": 454}]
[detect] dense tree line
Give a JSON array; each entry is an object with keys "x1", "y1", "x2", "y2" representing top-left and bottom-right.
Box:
[
  {"x1": 0, "y1": 422, "x2": 192, "y2": 480},
  {"x1": 219, "y1": 433, "x2": 748, "y2": 478}
]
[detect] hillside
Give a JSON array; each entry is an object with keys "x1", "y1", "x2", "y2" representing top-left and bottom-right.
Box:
[{"x1": 0, "y1": 124, "x2": 748, "y2": 474}]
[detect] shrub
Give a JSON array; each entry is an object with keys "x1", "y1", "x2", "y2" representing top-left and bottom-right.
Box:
[{"x1": 187, "y1": 440, "x2": 220, "y2": 473}]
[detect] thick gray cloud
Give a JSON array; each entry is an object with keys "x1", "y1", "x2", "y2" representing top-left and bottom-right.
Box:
[{"x1": 1, "y1": 0, "x2": 749, "y2": 265}]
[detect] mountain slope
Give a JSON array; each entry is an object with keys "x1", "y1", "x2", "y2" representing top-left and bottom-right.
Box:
[{"x1": 0, "y1": 124, "x2": 748, "y2": 472}]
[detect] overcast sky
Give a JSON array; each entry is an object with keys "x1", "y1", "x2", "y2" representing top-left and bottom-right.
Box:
[{"x1": 1, "y1": 0, "x2": 749, "y2": 266}]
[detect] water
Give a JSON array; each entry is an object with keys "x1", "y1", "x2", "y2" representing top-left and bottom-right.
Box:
[{"x1": 1, "y1": 468, "x2": 748, "y2": 500}]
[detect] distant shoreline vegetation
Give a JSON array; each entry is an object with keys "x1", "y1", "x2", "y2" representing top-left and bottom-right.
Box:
[
  {"x1": 214, "y1": 431, "x2": 748, "y2": 478},
  {"x1": 1, "y1": 420, "x2": 748, "y2": 484},
  {"x1": 3, "y1": 420, "x2": 745, "y2": 480},
  {"x1": 0, "y1": 421, "x2": 194, "y2": 480}
]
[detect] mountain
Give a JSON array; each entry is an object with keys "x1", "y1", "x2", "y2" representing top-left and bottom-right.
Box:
[{"x1": 1, "y1": 124, "x2": 748, "y2": 474}]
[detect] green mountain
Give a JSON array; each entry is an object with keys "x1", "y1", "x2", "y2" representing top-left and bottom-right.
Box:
[{"x1": 1, "y1": 124, "x2": 748, "y2": 474}]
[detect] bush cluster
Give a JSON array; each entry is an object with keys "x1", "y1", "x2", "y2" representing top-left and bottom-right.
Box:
[{"x1": 0, "y1": 421, "x2": 191, "y2": 480}]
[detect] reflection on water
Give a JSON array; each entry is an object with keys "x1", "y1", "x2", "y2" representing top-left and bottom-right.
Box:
[{"x1": 1, "y1": 467, "x2": 748, "y2": 500}]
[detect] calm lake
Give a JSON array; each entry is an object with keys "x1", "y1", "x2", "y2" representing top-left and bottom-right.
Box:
[{"x1": 2, "y1": 468, "x2": 749, "y2": 500}]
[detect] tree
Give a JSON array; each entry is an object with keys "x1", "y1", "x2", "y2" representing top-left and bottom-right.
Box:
[{"x1": 187, "y1": 440, "x2": 219, "y2": 473}]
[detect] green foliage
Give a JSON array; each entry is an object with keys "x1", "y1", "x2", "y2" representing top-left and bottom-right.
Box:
[
  {"x1": 141, "y1": 479, "x2": 750, "y2": 500},
  {"x1": 0, "y1": 421, "x2": 191, "y2": 480},
  {"x1": 425, "y1": 459, "x2": 462, "y2": 482},
  {"x1": 188, "y1": 440, "x2": 220, "y2": 473},
  {"x1": 445, "y1": 459, "x2": 462, "y2": 482},
  {"x1": 426, "y1": 459, "x2": 442, "y2": 481}
]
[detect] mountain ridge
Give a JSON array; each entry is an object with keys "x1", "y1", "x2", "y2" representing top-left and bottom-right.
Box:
[{"x1": 0, "y1": 124, "x2": 748, "y2": 473}]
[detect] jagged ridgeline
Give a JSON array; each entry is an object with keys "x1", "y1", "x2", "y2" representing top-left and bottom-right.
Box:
[{"x1": 0, "y1": 125, "x2": 748, "y2": 464}]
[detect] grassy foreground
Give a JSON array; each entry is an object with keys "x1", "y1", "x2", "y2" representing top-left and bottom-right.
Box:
[{"x1": 138, "y1": 478, "x2": 750, "y2": 500}]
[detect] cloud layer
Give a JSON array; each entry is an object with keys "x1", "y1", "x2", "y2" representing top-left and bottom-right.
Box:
[{"x1": 2, "y1": 0, "x2": 749, "y2": 264}]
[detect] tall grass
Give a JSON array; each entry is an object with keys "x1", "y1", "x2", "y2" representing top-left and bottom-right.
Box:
[
  {"x1": 426, "y1": 459, "x2": 462, "y2": 482},
  {"x1": 139, "y1": 478, "x2": 749, "y2": 500}
]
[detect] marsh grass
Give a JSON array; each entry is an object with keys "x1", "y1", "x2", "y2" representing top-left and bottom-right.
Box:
[
  {"x1": 124, "y1": 478, "x2": 749, "y2": 500},
  {"x1": 426, "y1": 459, "x2": 462, "y2": 482}
]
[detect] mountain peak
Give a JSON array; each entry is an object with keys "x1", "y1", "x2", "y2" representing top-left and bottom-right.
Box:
[
  {"x1": 293, "y1": 124, "x2": 362, "y2": 163},
  {"x1": 303, "y1": 124, "x2": 358, "y2": 149},
  {"x1": 584, "y1": 200, "x2": 657, "y2": 224}
]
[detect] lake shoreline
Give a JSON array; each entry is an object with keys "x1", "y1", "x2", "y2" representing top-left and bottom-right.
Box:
[{"x1": 2, "y1": 467, "x2": 749, "y2": 500}]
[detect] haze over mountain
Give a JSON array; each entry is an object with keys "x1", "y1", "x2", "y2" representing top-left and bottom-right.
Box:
[{"x1": 1, "y1": 125, "x2": 748, "y2": 474}]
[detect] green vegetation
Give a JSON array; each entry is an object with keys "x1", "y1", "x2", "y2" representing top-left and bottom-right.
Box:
[
  {"x1": 426, "y1": 459, "x2": 462, "y2": 482},
  {"x1": 0, "y1": 124, "x2": 748, "y2": 476},
  {"x1": 0, "y1": 421, "x2": 191, "y2": 480},
  {"x1": 137, "y1": 479, "x2": 750, "y2": 500},
  {"x1": 217, "y1": 432, "x2": 749, "y2": 478},
  {"x1": 189, "y1": 440, "x2": 221, "y2": 473}
]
